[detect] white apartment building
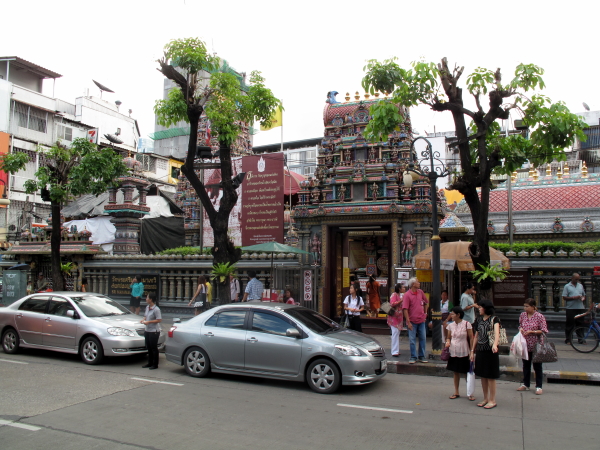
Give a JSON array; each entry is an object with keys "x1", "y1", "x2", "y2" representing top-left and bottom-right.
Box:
[{"x1": 0, "y1": 57, "x2": 143, "y2": 238}]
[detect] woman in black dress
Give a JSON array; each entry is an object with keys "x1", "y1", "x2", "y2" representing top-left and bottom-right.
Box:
[{"x1": 470, "y1": 300, "x2": 500, "y2": 409}]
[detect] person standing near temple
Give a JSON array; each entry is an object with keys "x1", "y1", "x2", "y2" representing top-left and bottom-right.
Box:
[
  {"x1": 230, "y1": 275, "x2": 240, "y2": 303},
  {"x1": 366, "y1": 275, "x2": 381, "y2": 317},
  {"x1": 242, "y1": 270, "x2": 264, "y2": 302},
  {"x1": 129, "y1": 275, "x2": 144, "y2": 315},
  {"x1": 460, "y1": 283, "x2": 477, "y2": 325},
  {"x1": 403, "y1": 277, "x2": 429, "y2": 364},
  {"x1": 562, "y1": 272, "x2": 586, "y2": 344}
]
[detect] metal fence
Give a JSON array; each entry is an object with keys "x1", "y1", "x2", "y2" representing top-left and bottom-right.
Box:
[{"x1": 274, "y1": 264, "x2": 319, "y2": 312}]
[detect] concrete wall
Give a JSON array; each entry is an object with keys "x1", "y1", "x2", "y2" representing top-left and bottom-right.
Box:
[{"x1": 0, "y1": 61, "x2": 42, "y2": 93}]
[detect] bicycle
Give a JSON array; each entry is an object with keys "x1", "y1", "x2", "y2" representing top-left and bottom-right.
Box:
[{"x1": 570, "y1": 303, "x2": 600, "y2": 353}]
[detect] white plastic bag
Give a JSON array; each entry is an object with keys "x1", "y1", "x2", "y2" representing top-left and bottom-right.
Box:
[
  {"x1": 520, "y1": 332, "x2": 528, "y2": 361},
  {"x1": 510, "y1": 332, "x2": 524, "y2": 359},
  {"x1": 466, "y1": 361, "x2": 475, "y2": 397}
]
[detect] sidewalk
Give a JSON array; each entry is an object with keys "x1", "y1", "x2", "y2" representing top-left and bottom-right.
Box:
[
  {"x1": 159, "y1": 312, "x2": 600, "y2": 383},
  {"x1": 369, "y1": 331, "x2": 600, "y2": 383}
]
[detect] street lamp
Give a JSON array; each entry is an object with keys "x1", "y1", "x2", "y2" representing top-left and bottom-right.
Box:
[{"x1": 404, "y1": 137, "x2": 449, "y2": 357}]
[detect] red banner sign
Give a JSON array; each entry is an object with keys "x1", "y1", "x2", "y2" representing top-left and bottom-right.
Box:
[{"x1": 241, "y1": 153, "x2": 284, "y2": 245}]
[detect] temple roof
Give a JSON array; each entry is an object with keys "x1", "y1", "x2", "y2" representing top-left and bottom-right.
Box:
[{"x1": 455, "y1": 174, "x2": 600, "y2": 214}]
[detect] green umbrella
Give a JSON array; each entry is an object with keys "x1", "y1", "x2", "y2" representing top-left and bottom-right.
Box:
[{"x1": 241, "y1": 242, "x2": 311, "y2": 289}]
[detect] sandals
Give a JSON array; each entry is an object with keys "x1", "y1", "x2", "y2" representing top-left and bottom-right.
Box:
[
  {"x1": 477, "y1": 401, "x2": 488, "y2": 407},
  {"x1": 449, "y1": 394, "x2": 460, "y2": 399},
  {"x1": 535, "y1": 388, "x2": 543, "y2": 395},
  {"x1": 516, "y1": 385, "x2": 530, "y2": 391},
  {"x1": 483, "y1": 403, "x2": 497, "y2": 409},
  {"x1": 468, "y1": 396, "x2": 476, "y2": 401}
]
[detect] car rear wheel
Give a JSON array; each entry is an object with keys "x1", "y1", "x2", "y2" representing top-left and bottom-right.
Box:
[
  {"x1": 306, "y1": 358, "x2": 341, "y2": 394},
  {"x1": 80, "y1": 336, "x2": 104, "y2": 365},
  {"x1": 184, "y1": 346, "x2": 211, "y2": 378},
  {"x1": 2, "y1": 328, "x2": 20, "y2": 354}
]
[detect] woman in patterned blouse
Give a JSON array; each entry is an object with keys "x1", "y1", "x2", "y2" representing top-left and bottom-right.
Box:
[{"x1": 517, "y1": 299, "x2": 549, "y2": 395}]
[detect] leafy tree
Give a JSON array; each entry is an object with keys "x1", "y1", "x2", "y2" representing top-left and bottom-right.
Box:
[
  {"x1": 362, "y1": 57, "x2": 586, "y2": 288},
  {"x1": 0, "y1": 139, "x2": 128, "y2": 290},
  {"x1": 154, "y1": 38, "x2": 282, "y2": 296}
]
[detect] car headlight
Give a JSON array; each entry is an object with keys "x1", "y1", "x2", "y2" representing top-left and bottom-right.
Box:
[
  {"x1": 335, "y1": 344, "x2": 362, "y2": 356},
  {"x1": 107, "y1": 327, "x2": 135, "y2": 337}
]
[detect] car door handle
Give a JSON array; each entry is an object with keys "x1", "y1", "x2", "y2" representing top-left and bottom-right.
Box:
[
  {"x1": 247, "y1": 337, "x2": 258, "y2": 343},
  {"x1": 16, "y1": 314, "x2": 23, "y2": 319},
  {"x1": 45, "y1": 317, "x2": 52, "y2": 322},
  {"x1": 203, "y1": 332, "x2": 214, "y2": 337}
]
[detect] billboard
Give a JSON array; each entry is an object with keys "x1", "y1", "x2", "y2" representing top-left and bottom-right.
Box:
[
  {"x1": 202, "y1": 157, "x2": 243, "y2": 247},
  {"x1": 241, "y1": 153, "x2": 284, "y2": 245}
]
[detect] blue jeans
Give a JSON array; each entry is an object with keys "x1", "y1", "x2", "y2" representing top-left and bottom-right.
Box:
[{"x1": 408, "y1": 322, "x2": 426, "y2": 361}]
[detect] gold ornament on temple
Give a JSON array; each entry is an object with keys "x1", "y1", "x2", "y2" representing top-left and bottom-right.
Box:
[
  {"x1": 345, "y1": 92, "x2": 350, "y2": 102},
  {"x1": 533, "y1": 168, "x2": 539, "y2": 181},
  {"x1": 374, "y1": 92, "x2": 380, "y2": 98},
  {"x1": 563, "y1": 164, "x2": 569, "y2": 176},
  {"x1": 582, "y1": 161, "x2": 588, "y2": 177},
  {"x1": 355, "y1": 91, "x2": 360, "y2": 100},
  {"x1": 546, "y1": 164, "x2": 551, "y2": 176},
  {"x1": 364, "y1": 92, "x2": 370, "y2": 99}
]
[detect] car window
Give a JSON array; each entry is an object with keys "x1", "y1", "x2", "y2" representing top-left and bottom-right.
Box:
[
  {"x1": 48, "y1": 298, "x2": 75, "y2": 317},
  {"x1": 285, "y1": 308, "x2": 339, "y2": 334},
  {"x1": 69, "y1": 295, "x2": 131, "y2": 317},
  {"x1": 204, "y1": 314, "x2": 218, "y2": 327},
  {"x1": 251, "y1": 311, "x2": 292, "y2": 336},
  {"x1": 216, "y1": 311, "x2": 246, "y2": 329},
  {"x1": 18, "y1": 296, "x2": 50, "y2": 313}
]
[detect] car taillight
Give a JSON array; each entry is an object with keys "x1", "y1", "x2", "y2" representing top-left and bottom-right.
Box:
[{"x1": 168, "y1": 326, "x2": 177, "y2": 338}]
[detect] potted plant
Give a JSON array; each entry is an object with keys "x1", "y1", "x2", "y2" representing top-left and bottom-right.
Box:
[
  {"x1": 470, "y1": 263, "x2": 509, "y2": 292},
  {"x1": 210, "y1": 262, "x2": 238, "y2": 304}
]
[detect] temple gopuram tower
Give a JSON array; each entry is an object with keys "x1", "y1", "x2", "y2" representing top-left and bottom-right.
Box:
[{"x1": 293, "y1": 91, "x2": 444, "y2": 320}]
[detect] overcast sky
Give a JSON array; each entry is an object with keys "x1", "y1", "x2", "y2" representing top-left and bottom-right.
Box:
[{"x1": 3, "y1": 0, "x2": 597, "y2": 148}]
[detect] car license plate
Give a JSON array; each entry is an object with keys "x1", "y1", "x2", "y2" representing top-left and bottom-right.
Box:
[{"x1": 381, "y1": 359, "x2": 387, "y2": 371}]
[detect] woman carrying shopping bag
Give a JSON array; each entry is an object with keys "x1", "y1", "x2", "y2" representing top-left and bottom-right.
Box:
[
  {"x1": 517, "y1": 298, "x2": 549, "y2": 395},
  {"x1": 387, "y1": 284, "x2": 405, "y2": 357},
  {"x1": 446, "y1": 306, "x2": 475, "y2": 400}
]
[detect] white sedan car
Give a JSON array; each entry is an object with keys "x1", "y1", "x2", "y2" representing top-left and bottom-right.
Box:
[{"x1": 1, "y1": 292, "x2": 165, "y2": 365}]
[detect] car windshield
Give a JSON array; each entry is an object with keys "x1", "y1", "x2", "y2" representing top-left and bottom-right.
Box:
[
  {"x1": 285, "y1": 308, "x2": 340, "y2": 334},
  {"x1": 70, "y1": 295, "x2": 131, "y2": 318}
]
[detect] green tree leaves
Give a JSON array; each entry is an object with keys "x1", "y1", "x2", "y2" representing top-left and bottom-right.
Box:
[{"x1": 0, "y1": 138, "x2": 128, "y2": 203}]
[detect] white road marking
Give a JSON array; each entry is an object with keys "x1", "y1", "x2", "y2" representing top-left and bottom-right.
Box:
[
  {"x1": 130, "y1": 377, "x2": 184, "y2": 386},
  {"x1": 0, "y1": 419, "x2": 41, "y2": 431},
  {"x1": 337, "y1": 403, "x2": 413, "y2": 414},
  {"x1": 0, "y1": 358, "x2": 28, "y2": 364}
]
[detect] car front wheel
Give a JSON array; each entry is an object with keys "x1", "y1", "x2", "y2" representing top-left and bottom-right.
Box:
[
  {"x1": 80, "y1": 336, "x2": 104, "y2": 365},
  {"x1": 184, "y1": 346, "x2": 211, "y2": 378},
  {"x1": 306, "y1": 358, "x2": 341, "y2": 394},
  {"x1": 2, "y1": 328, "x2": 20, "y2": 354}
]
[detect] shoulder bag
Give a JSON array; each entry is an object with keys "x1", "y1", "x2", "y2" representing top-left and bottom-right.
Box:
[
  {"x1": 532, "y1": 332, "x2": 558, "y2": 363},
  {"x1": 193, "y1": 285, "x2": 207, "y2": 308},
  {"x1": 487, "y1": 316, "x2": 508, "y2": 346}
]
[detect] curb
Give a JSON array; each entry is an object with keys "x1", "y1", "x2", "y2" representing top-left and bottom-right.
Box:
[{"x1": 386, "y1": 361, "x2": 598, "y2": 383}]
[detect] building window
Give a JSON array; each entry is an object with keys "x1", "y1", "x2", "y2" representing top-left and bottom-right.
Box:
[
  {"x1": 14, "y1": 102, "x2": 47, "y2": 133},
  {"x1": 57, "y1": 125, "x2": 73, "y2": 141},
  {"x1": 136, "y1": 154, "x2": 156, "y2": 173},
  {"x1": 303, "y1": 166, "x2": 315, "y2": 176}
]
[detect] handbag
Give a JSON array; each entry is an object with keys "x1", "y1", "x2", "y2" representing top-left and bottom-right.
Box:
[
  {"x1": 466, "y1": 361, "x2": 475, "y2": 397},
  {"x1": 339, "y1": 313, "x2": 350, "y2": 328},
  {"x1": 441, "y1": 346, "x2": 450, "y2": 361},
  {"x1": 487, "y1": 316, "x2": 508, "y2": 346},
  {"x1": 532, "y1": 332, "x2": 558, "y2": 363},
  {"x1": 380, "y1": 301, "x2": 395, "y2": 316}
]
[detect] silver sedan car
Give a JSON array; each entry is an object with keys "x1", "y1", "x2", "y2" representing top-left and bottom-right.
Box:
[
  {"x1": 165, "y1": 303, "x2": 387, "y2": 394},
  {"x1": 0, "y1": 292, "x2": 165, "y2": 365}
]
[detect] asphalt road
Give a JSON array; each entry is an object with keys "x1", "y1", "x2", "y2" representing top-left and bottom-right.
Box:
[{"x1": 1, "y1": 345, "x2": 599, "y2": 450}]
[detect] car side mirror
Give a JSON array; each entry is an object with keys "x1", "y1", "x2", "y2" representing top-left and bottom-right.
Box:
[
  {"x1": 286, "y1": 328, "x2": 301, "y2": 338},
  {"x1": 67, "y1": 310, "x2": 75, "y2": 318},
  {"x1": 173, "y1": 318, "x2": 181, "y2": 324}
]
